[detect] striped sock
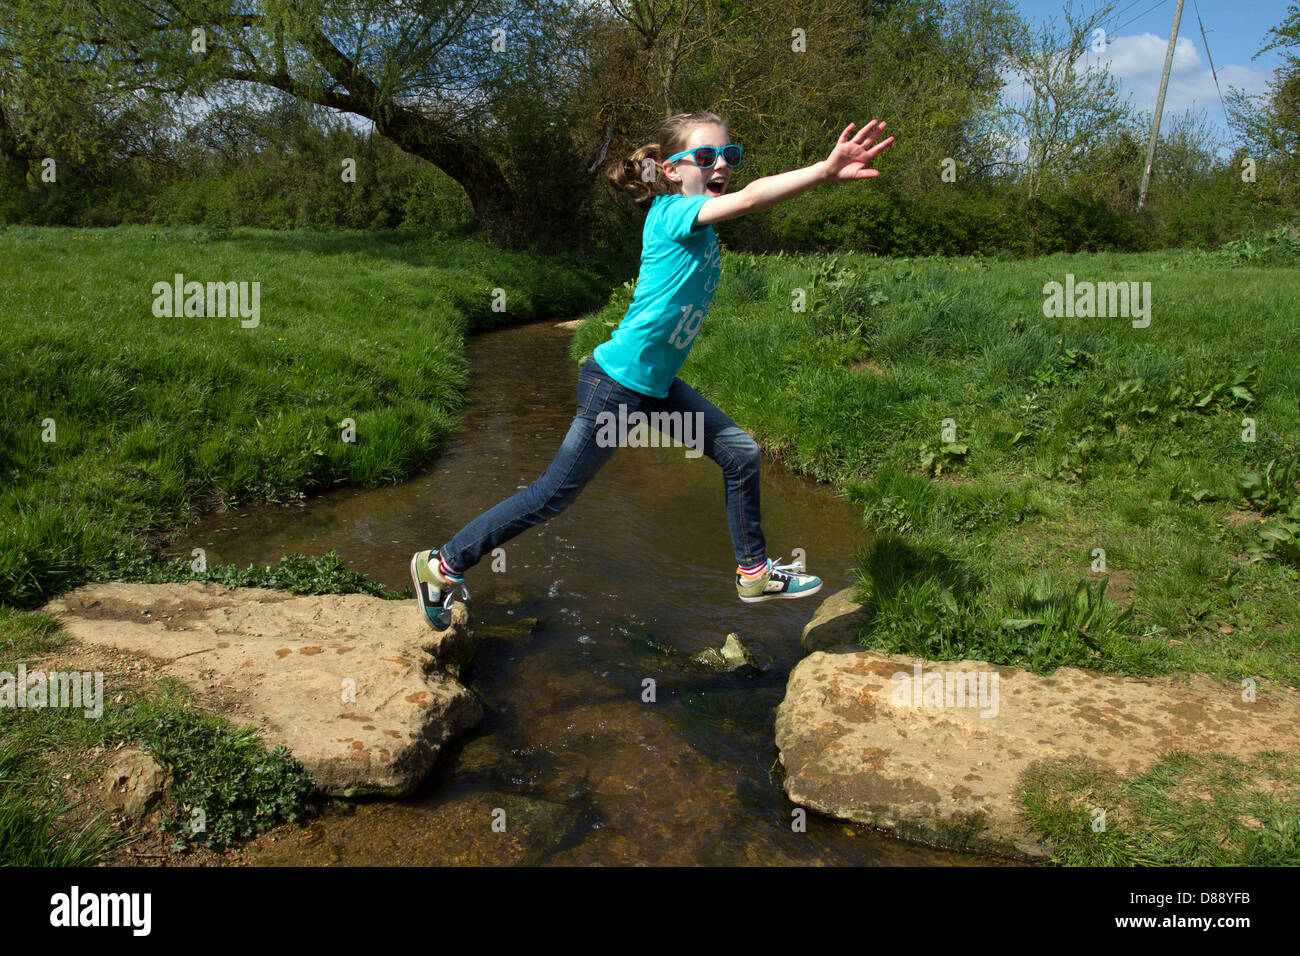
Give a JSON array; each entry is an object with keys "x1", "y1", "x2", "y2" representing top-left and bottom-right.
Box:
[
  {"x1": 438, "y1": 554, "x2": 465, "y2": 581},
  {"x1": 737, "y1": 558, "x2": 768, "y2": 578}
]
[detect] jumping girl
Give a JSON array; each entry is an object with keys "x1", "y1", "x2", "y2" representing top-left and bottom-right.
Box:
[{"x1": 412, "y1": 111, "x2": 894, "y2": 629}]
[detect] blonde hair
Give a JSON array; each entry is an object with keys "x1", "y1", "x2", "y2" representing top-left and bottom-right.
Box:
[{"x1": 606, "y1": 111, "x2": 730, "y2": 203}]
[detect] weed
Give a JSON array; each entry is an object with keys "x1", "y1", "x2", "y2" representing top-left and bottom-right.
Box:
[
  {"x1": 1212, "y1": 225, "x2": 1300, "y2": 266},
  {"x1": 123, "y1": 703, "x2": 316, "y2": 853}
]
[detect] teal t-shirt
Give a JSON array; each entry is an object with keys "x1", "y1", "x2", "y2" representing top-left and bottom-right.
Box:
[{"x1": 593, "y1": 192, "x2": 722, "y2": 398}]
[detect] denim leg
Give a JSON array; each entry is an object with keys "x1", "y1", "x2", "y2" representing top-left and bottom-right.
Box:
[
  {"x1": 439, "y1": 359, "x2": 628, "y2": 573},
  {"x1": 654, "y1": 377, "x2": 766, "y2": 567}
]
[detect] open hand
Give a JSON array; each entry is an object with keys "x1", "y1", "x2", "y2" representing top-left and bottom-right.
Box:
[{"x1": 823, "y1": 120, "x2": 894, "y2": 183}]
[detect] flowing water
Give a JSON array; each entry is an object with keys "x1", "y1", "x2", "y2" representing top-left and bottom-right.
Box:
[{"x1": 167, "y1": 319, "x2": 1001, "y2": 866}]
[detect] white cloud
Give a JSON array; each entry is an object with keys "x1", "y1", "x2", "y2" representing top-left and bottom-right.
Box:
[
  {"x1": 1089, "y1": 31, "x2": 1273, "y2": 117},
  {"x1": 996, "y1": 29, "x2": 1278, "y2": 155},
  {"x1": 1097, "y1": 32, "x2": 1202, "y2": 77}
]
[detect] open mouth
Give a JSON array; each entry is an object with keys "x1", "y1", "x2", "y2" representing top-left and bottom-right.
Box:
[{"x1": 705, "y1": 180, "x2": 726, "y2": 195}]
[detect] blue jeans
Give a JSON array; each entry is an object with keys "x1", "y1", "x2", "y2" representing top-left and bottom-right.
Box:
[{"x1": 439, "y1": 356, "x2": 766, "y2": 573}]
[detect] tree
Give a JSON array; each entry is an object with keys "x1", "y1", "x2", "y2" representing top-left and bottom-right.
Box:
[
  {"x1": 1226, "y1": 3, "x2": 1300, "y2": 194},
  {"x1": 991, "y1": 1, "x2": 1131, "y2": 197},
  {"x1": 0, "y1": 0, "x2": 607, "y2": 250}
]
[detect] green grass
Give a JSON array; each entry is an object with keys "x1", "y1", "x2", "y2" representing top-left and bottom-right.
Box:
[
  {"x1": 0, "y1": 224, "x2": 610, "y2": 609},
  {"x1": 573, "y1": 233, "x2": 1300, "y2": 687},
  {"x1": 5, "y1": 223, "x2": 1298, "y2": 866},
  {"x1": 1019, "y1": 751, "x2": 1300, "y2": 865},
  {"x1": 0, "y1": 607, "x2": 124, "y2": 865}
]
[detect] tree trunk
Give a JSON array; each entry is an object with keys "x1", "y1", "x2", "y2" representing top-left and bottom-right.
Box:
[{"x1": 374, "y1": 106, "x2": 536, "y2": 248}]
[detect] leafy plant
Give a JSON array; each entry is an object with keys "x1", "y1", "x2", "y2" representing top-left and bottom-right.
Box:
[
  {"x1": 1051, "y1": 435, "x2": 1096, "y2": 483},
  {"x1": 127, "y1": 707, "x2": 316, "y2": 852},
  {"x1": 1029, "y1": 346, "x2": 1095, "y2": 389},
  {"x1": 96, "y1": 549, "x2": 402, "y2": 599},
  {"x1": 1236, "y1": 456, "x2": 1300, "y2": 515},
  {"x1": 920, "y1": 441, "x2": 969, "y2": 477},
  {"x1": 1094, "y1": 370, "x2": 1256, "y2": 432},
  {"x1": 1001, "y1": 574, "x2": 1132, "y2": 643},
  {"x1": 1212, "y1": 226, "x2": 1300, "y2": 266},
  {"x1": 1236, "y1": 455, "x2": 1300, "y2": 566},
  {"x1": 809, "y1": 255, "x2": 890, "y2": 339}
]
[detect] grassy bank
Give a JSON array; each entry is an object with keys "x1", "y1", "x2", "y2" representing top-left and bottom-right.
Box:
[
  {"x1": 0, "y1": 598, "x2": 317, "y2": 864},
  {"x1": 0, "y1": 224, "x2": 611, "y2": 609}
]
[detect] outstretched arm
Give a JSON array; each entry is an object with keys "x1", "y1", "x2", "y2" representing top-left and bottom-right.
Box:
[{"x1": 694, "y1": 120, "x2": 894, "y2": 228}]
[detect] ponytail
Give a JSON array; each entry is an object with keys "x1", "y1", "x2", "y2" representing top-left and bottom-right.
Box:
[
  {"x1": 607, "y1": 144, "x2": 669, "y2": 202},
  {"x1": 605, "y1": 111, "x2": 730, "y2": 204}
]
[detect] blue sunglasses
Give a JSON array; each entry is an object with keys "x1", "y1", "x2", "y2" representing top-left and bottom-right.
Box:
[{"x1": 665, "y1": 144, "x2": 743, "y2": 169}]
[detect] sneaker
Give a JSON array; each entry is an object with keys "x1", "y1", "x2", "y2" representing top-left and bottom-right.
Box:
[
  {"x1": 410, "y1": 548, "x2": 468, "y2": 630},
  {"x1": 736, "y1": 556, "x2": 823, "y2": 603}
]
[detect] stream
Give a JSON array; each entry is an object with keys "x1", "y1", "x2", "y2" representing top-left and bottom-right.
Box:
[{"x1": 167, "y1": 319, "x2": 1000, "y2": 865}]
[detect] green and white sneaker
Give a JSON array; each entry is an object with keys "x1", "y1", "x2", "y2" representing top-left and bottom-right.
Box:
[
  {"x1": 736, "y1": 556, "x2": 823, "y2": 603},
  {"x1": 410, "y1": 548, "x2": 468, "y2": 630}
]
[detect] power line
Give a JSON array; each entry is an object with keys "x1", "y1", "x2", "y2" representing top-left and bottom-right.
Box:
[
  {"x1": 1193, "y1": 0, "x2": 1233, "y2": 132},
  {"x1": 1106, "y1": 0, "x2": 1152, "y2": 37},
  {"x1": 1115, "y1": 0, "x2": 1172, "y2": 36}
]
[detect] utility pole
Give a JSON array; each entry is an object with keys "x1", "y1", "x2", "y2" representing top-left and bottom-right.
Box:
[{"x1": 1138, "y1": 0, "x2": 1185, "y2": 210}]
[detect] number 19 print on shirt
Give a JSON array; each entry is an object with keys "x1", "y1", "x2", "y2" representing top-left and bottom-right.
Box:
[{"x1": 592, "y1": 193, "x2": 723, "y2": 399}]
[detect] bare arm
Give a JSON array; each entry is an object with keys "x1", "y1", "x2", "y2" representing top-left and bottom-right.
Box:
[
  {"x1": 695, "y1": 120, "x2": 894, "y2": 228},
  {"x1": 694, "y1": 163, "x2": 830, "y2": 227}
]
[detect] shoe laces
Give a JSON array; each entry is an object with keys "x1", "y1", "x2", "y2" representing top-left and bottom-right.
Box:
[
  {"x1": 768, "y1": 556, "x2": 805, "y2": 579},
  {"x1": 441, "y1": 582, "x2": 469, "y2": 610}
]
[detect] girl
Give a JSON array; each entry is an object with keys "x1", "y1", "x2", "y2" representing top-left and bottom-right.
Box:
[{"x1": 412, "y1": 111, "x2": 894, "y2": 630}]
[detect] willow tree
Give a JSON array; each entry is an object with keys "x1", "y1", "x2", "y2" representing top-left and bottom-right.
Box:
[{"x1": 0, "y1": 0, "x2": 610, "y2": 249}]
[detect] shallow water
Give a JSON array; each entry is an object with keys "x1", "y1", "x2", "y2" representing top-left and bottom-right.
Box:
[{"x1": 168, "y1": 319, "x2": 1004, "y2": 865}]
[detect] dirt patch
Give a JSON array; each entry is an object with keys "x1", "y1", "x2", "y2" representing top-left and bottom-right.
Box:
[
  {"x1": 1094, "y1": 567, "x2": 1135, "y2": 607},
  {"x1": 847, "y1": 358, "x2": 887, "y2": 376},
  {"x1": 1224, "y1": 508, "x2": 1259, "y2": 528}
]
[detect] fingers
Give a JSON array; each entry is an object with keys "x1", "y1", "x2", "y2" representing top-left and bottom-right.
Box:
[
  {"x1": 865, "y1": 135, "x2": 895, "y2": 158},
  {"x1": 853, "y1": 120, "x2": 884, "y2": 143},
  {"x1": 841, "y1": 120, "x2": 889, "y2": 149}
]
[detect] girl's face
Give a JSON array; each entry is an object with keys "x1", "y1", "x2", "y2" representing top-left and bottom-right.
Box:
[{"x1": 664, "y1": 122, "x2": 733, "y2": 198}]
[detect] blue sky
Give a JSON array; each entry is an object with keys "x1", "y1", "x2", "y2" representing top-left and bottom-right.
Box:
[{"x1": 1012, "y1": 0, "x2": 1293, "y2": 147}]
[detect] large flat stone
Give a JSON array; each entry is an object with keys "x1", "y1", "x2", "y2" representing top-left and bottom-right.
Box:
[
  {"x1": 40, "y1": 581, "x2": 481, "y2": 797},
  {"x1": 775, "y1": 647, "x2": 1300, "y2": 860}
]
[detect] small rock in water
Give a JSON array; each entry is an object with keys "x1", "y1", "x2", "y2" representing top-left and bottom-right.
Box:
[{"x1": 694, "y1": 633, "x2": 763, "y2": 676}]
